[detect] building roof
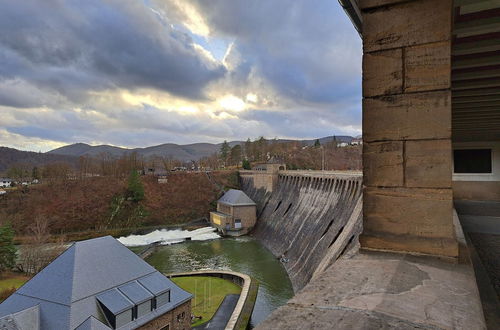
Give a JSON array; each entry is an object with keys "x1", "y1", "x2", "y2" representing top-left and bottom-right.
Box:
[
  {"x1": 338, "y1": 0, "x2": 362, "y2": 34},
  {"x1": 0, "y1": 305, "x2": 39, "y2": 330},
  {"x1": 74, "y1": 317, "x2": 110, "y2": 330},
  {"x1": 218, "y1": 189, "x2": 256, "y2": 207},
  {"x1": 0, "y1": 236, "x2": 192, "y2": 330}
]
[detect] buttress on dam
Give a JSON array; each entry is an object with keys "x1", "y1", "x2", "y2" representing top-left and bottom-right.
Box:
[{"x1": 240, "y1": 170, "x2": 363, "y2": 291}]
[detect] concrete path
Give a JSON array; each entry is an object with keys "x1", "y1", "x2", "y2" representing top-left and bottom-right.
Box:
[{"x1": 195, "y1": 294, "x2": 240, "y2": 330}]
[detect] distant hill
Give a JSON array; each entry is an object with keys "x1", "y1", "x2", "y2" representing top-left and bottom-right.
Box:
[
  {"x1": 47, "y1": 136, "x2": 354, "y2": 161},
  {"x1": 0, "y1": 147, "x2": 79, "y2": 173},
  {"x1": 0, "y1": 135, "x2": 355, "y2": 172}
]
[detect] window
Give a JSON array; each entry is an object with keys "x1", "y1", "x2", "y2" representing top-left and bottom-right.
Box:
[
  {"x1": 454, "y1": 149, "x2": 492, "y2": 173},
  {"x1": 137, "y1": 300, "x2": 151, "y2": 318},
  {"x1": 156, "y1": 290, "x2": 170, "y2": 308},
  {"x1": 234, "y1": 219, "x2": 242, "y2": 229},
  {"x1": 115, "y1": 309, "x2": 133, "y2": 329}
]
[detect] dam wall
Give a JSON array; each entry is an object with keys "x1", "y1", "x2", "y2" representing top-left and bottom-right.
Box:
[{"x1": 240, "y1": 170, "x2": 363, "y2": 291}]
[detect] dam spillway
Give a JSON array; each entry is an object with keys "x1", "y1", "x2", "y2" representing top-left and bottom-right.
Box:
[{"x1": 241, "y1": 170, "x2": 363, "y2": 291}]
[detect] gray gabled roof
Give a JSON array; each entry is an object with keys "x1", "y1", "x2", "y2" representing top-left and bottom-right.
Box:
[
  {"x1": 0, "y1": 305, "x2": 39, "y2": 330},
  {"x1": 218, "y1": 189, "x2": 256, "y2": 206},
  {"x1": 0, "y1": 236, "x2": 192, "y2": 330},
  {"x1": 74, "y1": 317, "x2": 111, "y2": 330}
]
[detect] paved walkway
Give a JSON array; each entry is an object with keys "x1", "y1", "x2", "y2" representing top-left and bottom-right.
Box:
[
  {"x1": 195, "y1": 294, "x2": 240, "y2": 330},
  {"x1": 257, "y1": 251, "x2": 485, "y2": 329}
]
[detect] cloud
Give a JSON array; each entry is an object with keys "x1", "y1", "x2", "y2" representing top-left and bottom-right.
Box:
[
  {"x1": 0, "y1": 0, "x2": 362, "y2": 152},
  {"x1": 0, "y1": 0, "x2": 226, "y2": 104}
]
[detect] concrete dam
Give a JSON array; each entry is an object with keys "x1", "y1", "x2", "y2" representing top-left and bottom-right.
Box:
[{"x1": 240, "y1": 170, "x2": 363, "y2": 291}]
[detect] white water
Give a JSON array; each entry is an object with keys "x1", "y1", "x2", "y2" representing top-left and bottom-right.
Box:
[{"x1": 117, "y1": 227, "x2": 220, "y2": 246}]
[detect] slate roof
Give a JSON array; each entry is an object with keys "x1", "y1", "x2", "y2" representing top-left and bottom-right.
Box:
[
  {"x1": 74, "y1": 317, "x2": 110, "y2": 330},
  {"x1": 0, "y1": 305, "x2": 39, "y2": 330},
  {"x1": 0, "y1": 236, "x2": 192, "y2": 330},
  {"x1": 218, "y1": 189, "x2": 256, "y2": 206}
]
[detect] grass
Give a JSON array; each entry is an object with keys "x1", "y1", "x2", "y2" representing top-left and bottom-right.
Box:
[
  {"x1": 0, "y1": 273, "x2": 30, "y2": 302},
  {"x1": 172, "y1": 276, "x2": 241, "y2": 327}
]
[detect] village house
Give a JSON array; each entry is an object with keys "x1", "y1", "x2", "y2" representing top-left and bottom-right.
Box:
[
  {"x1": 210, "y1": 189, "x2": 257, "y2": 236},
  {"x1": 0, "y1": 236, "x2": 192, "y2": 330},
  {"x1": 350, "y1": 138, "x2": 362, "y2": 146},
  {"x1": 0, "y1": 178, "x2": 12, "y2": 188}
]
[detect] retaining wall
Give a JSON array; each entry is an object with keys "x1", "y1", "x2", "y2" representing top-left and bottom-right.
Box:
[{"x1": 167, "y1": 270, "x2": 258, "y2": 330}]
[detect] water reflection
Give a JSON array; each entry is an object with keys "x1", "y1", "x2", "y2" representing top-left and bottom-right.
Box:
[{"x1": 145, "y1": 236, "x2": 294, "y2": 327}]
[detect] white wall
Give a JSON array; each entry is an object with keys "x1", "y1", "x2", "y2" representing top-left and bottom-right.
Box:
[{"x1": 452, "y1": 141, "x2": 500, "y2": 182}]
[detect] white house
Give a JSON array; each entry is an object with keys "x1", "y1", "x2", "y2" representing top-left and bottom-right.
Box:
[{"x1": 0, "y1": 178, "x2": 12, "y2": 188}]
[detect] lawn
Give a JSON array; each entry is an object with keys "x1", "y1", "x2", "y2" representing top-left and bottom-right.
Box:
[
  {"x1": 172, "y1": 276, "x2": 241, "y2": 327},
  {"x1": 0, "y1": 273, "x2": 30, "y2": 302}
]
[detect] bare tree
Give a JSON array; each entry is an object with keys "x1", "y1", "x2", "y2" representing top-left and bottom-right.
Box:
[{"x1": 17, "y1": 215, "x2": 66, "y2": 275}]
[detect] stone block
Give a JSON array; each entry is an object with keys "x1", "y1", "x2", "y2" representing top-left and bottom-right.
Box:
[
  {"x1": 362, "y1": 187, "x2": 456, "y2": 257},
  {"x1": 405, "y1": 41, "x2": 451, "y2": 92},
  {"x1": 363, "y1": 49, "x2": 403, "y2": 97},
  {"x1": 363, "y1": 0, "x2": 452, "y2": 52},
  {"x1": 363, "y1": 141, "x2": 403, "y2": 187},
  {"x1": 363, "y1": 91, "x2": 451, "y2": 142},
  {"x1": 405, "y1": 139, "x2": 452, "y2": 188}
]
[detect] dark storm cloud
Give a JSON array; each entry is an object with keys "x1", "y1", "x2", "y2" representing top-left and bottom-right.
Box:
[{"x1": 0, "y1": 0, "x2": 226, "y2": 107}]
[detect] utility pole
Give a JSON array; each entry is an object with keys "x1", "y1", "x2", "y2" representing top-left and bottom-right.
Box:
[{"x1": 321, "y1": 146, "x2": 325, "y2": 171}]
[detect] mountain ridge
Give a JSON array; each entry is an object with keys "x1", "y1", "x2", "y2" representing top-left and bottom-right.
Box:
[
  {"x1": 47, "y1": 135, "x2": 355, "y2": 161},
  {"x1": 0, "y1": 135, "x2": 355, "y2": 172}
]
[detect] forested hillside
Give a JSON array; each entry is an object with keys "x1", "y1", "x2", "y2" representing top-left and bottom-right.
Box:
[{"x1": 0, "y1": 171, "x2": 239, "y2": 241}]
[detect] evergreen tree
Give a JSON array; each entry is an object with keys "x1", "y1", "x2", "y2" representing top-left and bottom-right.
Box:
[
  {"x1": 0, "y1": 223, "x2": 16, "y2": 272},
  {"x1": 127, "y1": 170, "x2": 144, "y2": 202},
  {"x1": 220, "y1": 140, "x2": 230, "y2": 163},
  {"x1": 242, "y1": 159, "x2": 251, "y2": 170},
  {"x1": 314, "y1": 139, "x2": 321, "y2": 148}
]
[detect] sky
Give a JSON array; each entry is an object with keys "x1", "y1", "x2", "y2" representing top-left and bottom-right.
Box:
[{"x1": 0, "y1": 0, "x2": 362, "y2": 152}]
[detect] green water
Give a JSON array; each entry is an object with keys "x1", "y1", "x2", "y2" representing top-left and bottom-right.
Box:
[{"x1": 145, "y1": 237, "x2": 294, "y2": 327}]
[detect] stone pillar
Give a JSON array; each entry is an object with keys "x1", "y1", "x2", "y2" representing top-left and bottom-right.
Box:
[{"x1": 359, "y1": 0, "x2": 458, "y2": 258}]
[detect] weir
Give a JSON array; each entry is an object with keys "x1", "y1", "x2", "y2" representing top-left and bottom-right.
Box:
[{"x1": 241, "y1": 170, "x2": 363, "y2": 291}]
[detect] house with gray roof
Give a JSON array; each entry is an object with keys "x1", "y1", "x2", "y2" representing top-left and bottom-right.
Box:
[
  {"x1": 210, "y1": 189, "x2": 256, "y2": 236},
  {"x1": 0, "y1": 236, "x2": 192, "y2": 330}
]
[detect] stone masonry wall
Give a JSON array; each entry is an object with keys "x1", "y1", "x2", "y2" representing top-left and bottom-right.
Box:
[
  {"x1": 233, "y1": 205, "x2": 257, "y2": 229},
  {"x1": 138, "y1": 300, "x2": 191, "y2": 330},
  {"x1": 359, "y1": 0, "x2": 458, "y2": 257}
]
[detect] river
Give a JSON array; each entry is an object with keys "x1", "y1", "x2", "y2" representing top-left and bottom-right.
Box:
[{"x1": 134, "y1": 235, "x2": 294, "y2": 327}]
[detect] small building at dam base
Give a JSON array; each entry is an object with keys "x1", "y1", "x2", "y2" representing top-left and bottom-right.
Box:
[{"x1": 210, "y1": 189, "x2": 257, "y2": 236}]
